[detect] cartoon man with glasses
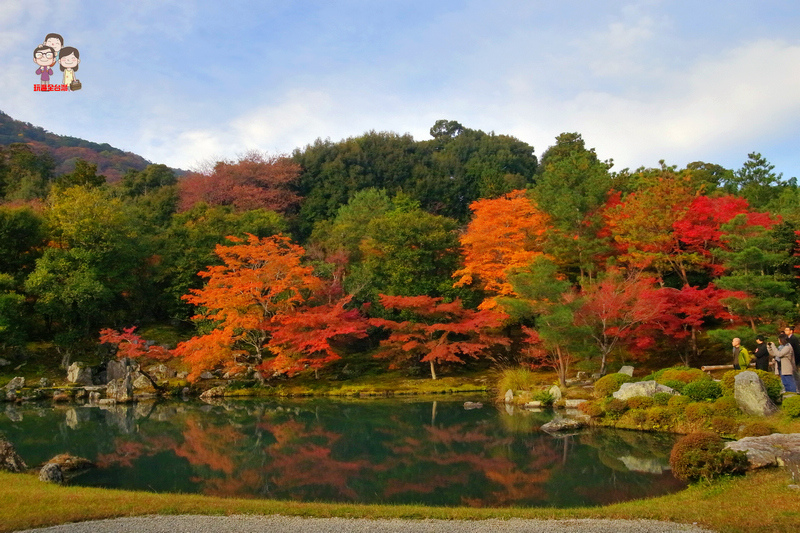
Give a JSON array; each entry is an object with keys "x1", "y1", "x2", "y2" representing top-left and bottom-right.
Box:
[{"x1": 34, "y1": 44, "x2": 55, "y2": 85}]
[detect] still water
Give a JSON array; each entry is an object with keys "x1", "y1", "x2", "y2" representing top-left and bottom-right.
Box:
[{"x1": 0, "y1": 398, "x2": 685, "y2": 507}]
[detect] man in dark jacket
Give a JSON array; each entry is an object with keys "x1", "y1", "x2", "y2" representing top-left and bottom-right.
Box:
[
  {"x1": 752, "y1": 335, "x2": 770, "y2": 371},
  {"x1": 786, "y1": 326, "x2": 800, "y2": 389}
]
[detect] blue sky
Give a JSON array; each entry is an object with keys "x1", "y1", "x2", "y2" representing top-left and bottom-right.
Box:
[{"x1": 3, "y1": 1, "x2": 800, "y2": 177}]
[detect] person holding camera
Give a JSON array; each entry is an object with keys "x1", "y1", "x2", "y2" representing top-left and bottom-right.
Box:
[{"x1": 767, "y1": 333, "x2": 797, "y2": 393}]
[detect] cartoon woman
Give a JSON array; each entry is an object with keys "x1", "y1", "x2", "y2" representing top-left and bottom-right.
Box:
[
  {"x1": 59, "y1": 46, "x2": 80, "y2": 89},
  {"x1": 43, "y1": 33, "x2": 63, "y2": 66},
  {"x1": 33, "y1": 45, "x2": 55, "y2": 85}
]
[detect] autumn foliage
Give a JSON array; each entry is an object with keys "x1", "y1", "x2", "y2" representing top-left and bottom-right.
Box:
[
  {"x1": 453, "y1": 190, "x2": 549, "y2": 308},
  {"x1": 371, "y1": 294, "x2": 508, "y2": 379},
  {"x1": 173, "y1": 233, "x2": 322, "y2": 380},
  {"x1": 178, "y1": 151, "x2": 301, "y2": 213}
]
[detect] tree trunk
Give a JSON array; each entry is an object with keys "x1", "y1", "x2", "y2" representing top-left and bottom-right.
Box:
[{"x1": 429, "y1": 360, "x2": 437, "y2": 380}]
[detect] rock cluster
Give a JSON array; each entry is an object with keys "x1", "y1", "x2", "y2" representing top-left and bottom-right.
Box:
[
  {"x1": 612, "y1": 380, "x2": 676, "y2": 401},
  {"x1": 0, "y1": 438, "x2": 27, "y2": 472}
]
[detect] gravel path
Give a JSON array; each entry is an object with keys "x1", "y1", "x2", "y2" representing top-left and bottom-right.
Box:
[{"x1": 17, "y1": 515, "x2": 715, "y2": 533}]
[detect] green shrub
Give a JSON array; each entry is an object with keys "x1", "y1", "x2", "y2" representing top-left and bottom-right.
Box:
[
  {"x1": 578, "y1": 400, "x2": 604, "y2": 418},
  {"x1": 626, "y1": 396, "x2": 654, "y2": 410},
  {"x1": 720, "y1": 369, "x2": 782, "y2": 404},
  {"x1": 653, "y1": 392, "x2": 672, "y2": 406},
  {"x1": 603, "y1": 397, "x2": 628, "y2": 418},
  {"x1": 594, "y1": 373, "x2": 633, "y2": 398},
  {"x1": 783, "y1": 395, "x2": 800, "y2": 418},
  {"x1": 531, "y1": 390, "x2": 555, "y2": 406},
  {"x1": 738, "y1": 421, "x2": 774, "y2": 438},
  {"x1": 669, "y1": 431, "x2": 749, "y2": 482},
  {"x1": 646, "y1": 406, "x2": 673, "y2": 429},
  {"x1": 661, "y1": 379, "x2": 686, "y2": 393},
  {"x1": 683, "y1": 380, "x2": 722, "y2": 402},
  {"x1": 496, "y1": 368, "x2": 537, "y2": 399},
  {"x1": 619, "y1": 408, "x2": 647, "y2": 427},
  {"x1": 668, "y1": 395, "x2": 691, "y2": 409},
  {"x1": 712, "y1": 396, "x2": 741, "y2": 417},
  {"x1": 710, "y1": 416, "x2": 738, "y2": 436},
  {"x1": 684, "y1": 402, "x2": 714, "y2": 422},
  {"x1": 659, "y1": 368, "x2": 709, "y2": 384}
]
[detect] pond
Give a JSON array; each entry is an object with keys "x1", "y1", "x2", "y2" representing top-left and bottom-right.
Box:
[{"x1": 0, "y1": 397, "x2": 685, "y2": 507}]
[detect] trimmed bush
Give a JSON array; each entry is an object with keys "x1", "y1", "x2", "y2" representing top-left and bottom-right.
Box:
[
  {"x1": 783, "y1": 395, "x2": 800, "y2": 418},
  {"x1": 683, "y1": 380, "x2": 722, "y2": 402},
  {"x1": 720, "y1": 369, "x2": 782, "y2": 404},
  {"x1": 626, "y1": 396, "x2": 654, "y2": 410},
  {"x1": 669, "y1": 431, "x2": 749, "y2": 482},
  {"x1": 594, "y1": 373, "x2": 633, "y2": 398},
  {"x1": 645, "y1": 406, "x2": 672, "y2": 429},
  {"x1": 710, "y1": 416, "x2": 737, "y2": 436},
  {"x1": 603, "y1": 397, "x2": 628, "y2": 417},
  {"x1": 578, "y1": 400, "x2": 604, "y2": 418},
  {"x1": 668, "y1": 395, "x2": 692, "y2": 409},
  {"x1": 661, "y1": 379, "x2": 686, "y2": 393},
  {"x1": 659, "y1": 368, "x2": 709, "y2": 384},
  {"x1": 532, "y1": 390, "x2": 555, "y2": 406},
  {"x1": 653, "y1": 392, "x2": 672, "y2": 406},
  {"x1": 738, "y1": 421, "x2": 774, "y2": 438},
  {"x1": 684, "y1": 402, "x2": 714, "y2": 422},
  {"x1": 619, "y1": 408, "x2": 647, "y2": 427},
  {"x1": 712, "y1": 396, "x2": 740, "y2": 417}
]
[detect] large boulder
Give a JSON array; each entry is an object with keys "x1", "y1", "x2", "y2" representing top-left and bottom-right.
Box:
[
  {"x1": 106, "y1": 373, "x2": 133, "y2": 403},
  {"x1": 106, "y1": 359, "x2": 132, "y2": 381},
  {"x1": 38, "y1": 463, "x2": 63, "y2": 484},
  {"x1": 3, "y1": 376, "x2": 25, "y2": 390},
  {"x1": 67, "y1": 362, "x2": 93, "y2": 385},
  {"x1": 45, "y1": 453, "x2": 94, "y2": 472},
  {"x1": 0, "y1": 438, "x2": 27, "y2": 472},
  {"x1": 548, "y1": 385, "x2": 562, "y2": 401},
  {"x1": 613, "y1": 380, "x2": 676, "y2": 401},
  {"x1": 725, "y1": 433, "x2": 800, "y2": 469},
  {"x1": 734, "y1": 371, "x2": 778, "y2": 417}
]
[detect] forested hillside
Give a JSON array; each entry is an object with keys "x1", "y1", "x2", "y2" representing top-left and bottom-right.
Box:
[
  {"x1": 0, "y1": 111, "x2": 155, "y2": 183},
  {"x1": 1, "y1": 117, "x2": 798, "y2": 383}
]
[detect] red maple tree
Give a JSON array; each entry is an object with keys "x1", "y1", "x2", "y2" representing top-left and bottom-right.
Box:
[{"x1": 371, "y1": 294, "x2": 508, "y2": 380}]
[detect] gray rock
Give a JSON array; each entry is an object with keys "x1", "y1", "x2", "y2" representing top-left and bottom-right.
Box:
[
  {"x1": 39, "y1": 377, "x2": 51, "y2": 387},
  {"x1": 618, "y1": 365, "x2": 635, "y2": 377},
  {"x1": 576, "y1": 371, "x2": 588, "y2": 380},
  {"x1": 564, "y1": 399, "x2": 587, "y2": 408},
  {"x1": 67, "y1": 362, "x2": 93, "y2": 385},
  {"x1": 177, "y1": 371, "x2": 189, "y2": 380},
  {"x1": 200, "y1": 386, "x2": 226, "y2": 400},
  {"x1": 463, "y1": 401, "x2": 483, "y2": 410},
  {"x1": 541, "y1": 416, "x2": 586, "y2": 432},
  {"x1": 132, "y1": 373, "x2": 152, "y2": 390},
  {"x1": 0, "y1": 358, "x2": 10, "y2": 367},
  {"x1": 4, "y1": 376, "x2": 24, "y2": 390},
  {"x1": 725, "y1": 433, "x2": 800, "y2": 469},
  {"x1": 200, "y1": 371, "x2": 215, "y2": 380},
  {"x1": 45, "y1": 453, "x2": 94, "y2": 472},
  {"x1": 106, "y1": 373, "x2": 134, "y2": 403},
  {"x1": 106, "y1": 359, "x2": 130, "y2": 381},
  {"x1": 504, "y1": 389, "x2": 514, "y2": 403},
  {"x1": 145, "y1": 363, "x2": 176, "y2": 380},
  {"x1": 0, "y1": 438, "x2": 27, "y2": 472},
  {"x1": 548, "y1": 385, "x2": 562, "y2": 401},
  {"x1": 38, "y1": 462, "x2": 64, "y2": 483},
  {"x1": 591, "y1": 373, "x2": 603, "y2": 380},
  {"x1": 524, "y1": 401, "x2": 543, "y2": 408},
  {"x1": 613, "y1": 380, "x2": 676, "y2": 401},
  {"x1": 734, "y1": 371, "x2": 778, "y2": 417}
]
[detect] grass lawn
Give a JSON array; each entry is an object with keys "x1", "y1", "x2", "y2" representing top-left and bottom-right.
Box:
[{"x1": 0, "y1": 469, "x2": 797, "y2": 532}]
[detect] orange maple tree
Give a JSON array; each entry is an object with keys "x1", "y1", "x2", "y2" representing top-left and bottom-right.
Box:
[
  {"x1": 173, "y1": 233, "x2": 322, "y2": 380},
  {"x1": 452, "y1": 190, "x2": 549, "y2": 309},
  {"x1": 371, "y1": 294, "x2": 508, "y2": 380}
]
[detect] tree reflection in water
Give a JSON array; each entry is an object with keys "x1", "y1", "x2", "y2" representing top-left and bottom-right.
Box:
[{"x1": 0, "y1": 399, "x2": 685, "y2": 507}]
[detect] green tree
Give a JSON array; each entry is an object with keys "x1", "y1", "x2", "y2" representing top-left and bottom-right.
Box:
[
  {"x1": 727, "y1": 152, "x2": 790, "y2": 209},
  {"x1": 0, "y1": 143, "x2": 55, "y2": 200},
  {"x1": 532, "y1": 133, "x2": 613, "y2": 280},
  {"x1": 54, "y1": 159, "x2": 106, "y2": 189}
]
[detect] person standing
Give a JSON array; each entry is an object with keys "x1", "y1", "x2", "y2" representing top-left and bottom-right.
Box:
[
  {"x1": 732, "y1": 337, "x2": 751, "y2": 370},
  {"x1": 767, "y1": 333, "x2": 797, "y2": 393},
  {"x1": 786, "y1": 326, "x2": 800, "y2": 390},
  {"x1": 752, "y1": 335, "x2": 769, "y2": 371}
]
